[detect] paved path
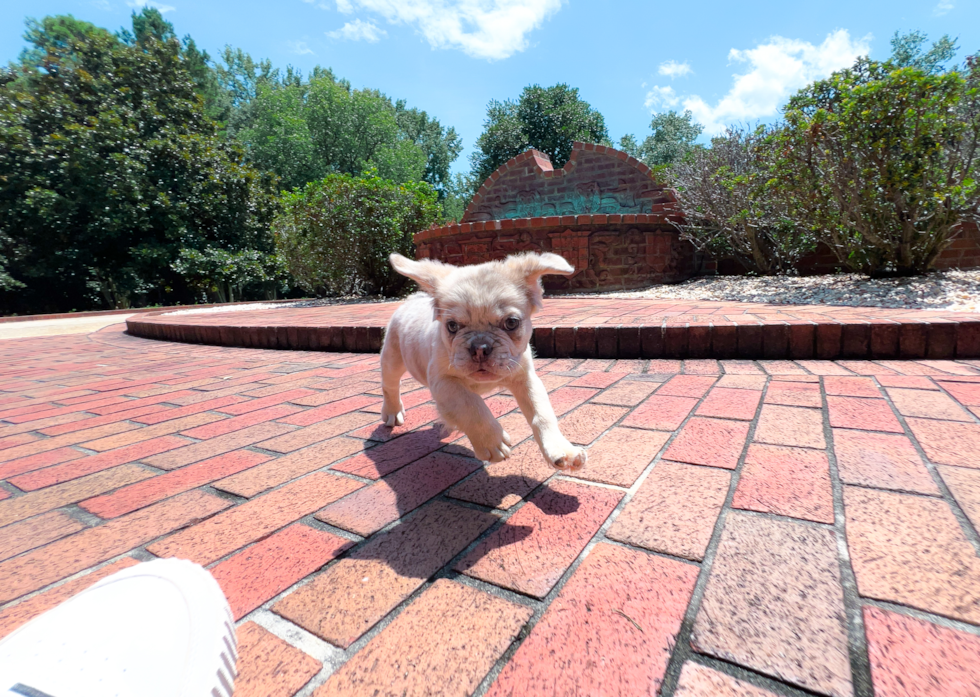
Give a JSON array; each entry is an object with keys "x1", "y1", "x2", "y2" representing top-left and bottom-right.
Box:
[
  {"x1": 1, "y1": 324, "x2": 979, "y2": 696},
  {"x1": 127, "y1": 298, "x2": 980, "y2": 359},
  {"x1": 0, "y1": 313, "x2": 134, "y2": 340}
]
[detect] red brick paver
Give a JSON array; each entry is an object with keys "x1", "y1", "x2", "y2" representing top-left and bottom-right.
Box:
[
  {"x1": 486, "y1": 543, "x2": 697, "y2": 696},
  {"x1": 3, "y1": 325, "x2": 980, "y2": 697},
  {"x1": 864, "y1": 606, "x2": 980, "y2": 697}
]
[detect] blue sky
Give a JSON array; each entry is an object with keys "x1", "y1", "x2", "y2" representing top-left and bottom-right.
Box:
[{"x1": 3, "y1": 0, "x2": 978, "y2": 174}]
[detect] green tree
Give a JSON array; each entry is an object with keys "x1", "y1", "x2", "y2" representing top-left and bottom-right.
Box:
[
  {"x1": 274, "y1": 171, "x2": 438, "y2": 297},
  {"x1": 469, "y1": 83, "x2": 610, "y2": 184},
  {"x1": 767, "y1": 56, "x2": 980, "y2": 275},
  {"x1": 0, "y1": 14, "x2": 280, "y2": 313},
  {"x1": 221, "y1": 53, "x2": 460, "y2": 194},
  {"x1": 889, "y1": 30, "x2": 958, "y2": 73},
  {"x1": 623, "y1": 110, "x2": 704, "y2": 168},
  {"x1": 118, "y1": 8, "x2": 230, "y2": 125}
]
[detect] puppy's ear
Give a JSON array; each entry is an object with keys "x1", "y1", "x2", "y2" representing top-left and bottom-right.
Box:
[
  {"x1": 389, "y1": 254, "x2": 454, "y2": 295},
  {"x1": 505, "y1": 252, "x2": 575, "y2": 313}
]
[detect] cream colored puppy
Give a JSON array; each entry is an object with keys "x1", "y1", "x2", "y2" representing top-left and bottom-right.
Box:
[{"x1": 381, "y1": 252, "x2": 587, "y2": 471}]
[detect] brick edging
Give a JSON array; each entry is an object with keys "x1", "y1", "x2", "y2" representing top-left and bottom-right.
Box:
[{"x1": 126, "y1": 314, "x2": 980, "y2": 359}]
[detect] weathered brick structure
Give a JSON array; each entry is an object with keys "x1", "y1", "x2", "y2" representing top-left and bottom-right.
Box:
[
  {"x1": 414, "y1": 142, "x2": 980, "y2": 286},
  {"x1": 414, "y1": 142, "x2": 698, "y2": 292}
]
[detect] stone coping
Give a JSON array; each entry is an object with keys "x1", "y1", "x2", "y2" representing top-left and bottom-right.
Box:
[{"x1": 125, "y1": 298, "x2": 980, "y2": 360}]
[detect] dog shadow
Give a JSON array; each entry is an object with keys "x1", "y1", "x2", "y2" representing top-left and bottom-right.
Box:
[{"x1": 342, "y1": 423, "x2": 580, "y2": 579}]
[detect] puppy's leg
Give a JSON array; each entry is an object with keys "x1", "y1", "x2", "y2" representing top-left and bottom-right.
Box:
[
  {"x1": 431, "y1": 378, "x2": 511, "y2": 462},
  {"x1": 379, "y1": 330, "x2": 406, "y2": 428},
  {"x1": 512, "y1": 370, "x2": 587, "y2": 471}
]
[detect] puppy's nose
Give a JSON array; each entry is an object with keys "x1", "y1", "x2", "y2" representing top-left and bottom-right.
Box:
[{"x1": 470, "y1": 341, "x2": 493, "y2": 362}]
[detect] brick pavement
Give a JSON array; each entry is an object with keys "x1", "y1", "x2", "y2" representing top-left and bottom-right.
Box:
[{"x1": 1, "y1": 323, "x2": 979, "y2": 696}]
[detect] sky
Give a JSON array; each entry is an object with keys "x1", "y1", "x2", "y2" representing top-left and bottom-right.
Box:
[{"x1": 2, "y1": 0, "x2": 978, "y2": 175}]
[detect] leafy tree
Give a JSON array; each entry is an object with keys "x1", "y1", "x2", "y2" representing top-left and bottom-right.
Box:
[
  {"x1": 439, "y1": 172, "x2": 477, "y2": 223},
  {"x1": 766, "y1": 56, "x2": 980, "y2": 276},
  {"x1": 220, "y1": 53, "x2": 459, "y2": 194},
  {"x1": 0, "y1": 14, "x2": 280, "y2": 313},
  {"x1": 117, "y1": 8, "x2": 230, "y2": 125},
  {"x1": 469, "y1": 84, "x2": 610, "y2": 184},
  {"x1": 889, "y1": 30, "x2": 958, "y2": 73},
  {"x1": 274, "y1": 171, "x2": 439, "y2": 297},
  {"x1": 669, "y1": 126, "x2": 814, "y2": 274},
  {"x1": 633, "y1": 110, "x2": 704, "y2": 167}
]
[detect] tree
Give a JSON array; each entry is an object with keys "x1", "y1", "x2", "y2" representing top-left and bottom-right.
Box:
[
  {"x1": 889, "y1": 30, "x2": 958, "y2": 74},
  {"x1": 220, "y1": 52, "x2": 460, "y2": 194},
  {"x1": 629, "y1": 110, "x2": 704, "y2": 168},
  {"x1": 0, "y1": 14, "x2": 280, "y2": 313},
  {"x1": 118, "y1": 8, "x2": 230, "y2": 125},
  {"x1": 767, "y1": 56, "x2": 980, "y2": 276},
  {"x1": 469, "y1": 83, "x2": 609, "y2": 184},
  {"x1": 274, "y1": 171, "x2": 439, "y2": 297},
  {"x1": 669, "y1": 126, "x2": 814, "y2": 275}
]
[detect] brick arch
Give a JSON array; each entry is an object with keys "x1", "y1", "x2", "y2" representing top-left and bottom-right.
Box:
[{"x1": 461, "y1": 142, "x2": 676, "y2": 224}]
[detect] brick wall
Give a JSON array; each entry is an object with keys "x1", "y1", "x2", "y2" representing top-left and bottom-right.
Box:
[
  {"x1": 415, "y1": 220, "x2": 696, "y2": 293},
  {"x1": 462, "y1": 143, "x2": 676, "y2": 223},
  {"x1": 416, "y1": 143, "x2": 980, "y2": 288}
]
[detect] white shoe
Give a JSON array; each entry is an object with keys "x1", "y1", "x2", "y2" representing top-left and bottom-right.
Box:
[{"x1": 0, "y1": 559, "x2": 237, "y2": 697}]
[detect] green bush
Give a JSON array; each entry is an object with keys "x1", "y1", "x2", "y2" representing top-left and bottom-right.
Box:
[
  {"x1": 766, "y1": 56, "x2": 980, "y2": 276},
  {"x1": 273, "y1": 172, "x2": 439, "y2": 297},
  {"x1": 669, "y1": 126, "x2": 816, "y2": 275},
  {"x1": 171, "y1": 248, "x2": 289, "y2": 303}
]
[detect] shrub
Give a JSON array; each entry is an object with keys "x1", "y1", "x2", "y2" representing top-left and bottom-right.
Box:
[
  {"x1": 171, "y1": 248, "x2": 289, "y2": 303},
  {"x1": 273, "y1": 171, "x2": 439, "y2": 297},
  {"x1": 767, "y1": 56, "x2": 980, "y2": 276},
  {"x1": 669, "y1": 126, "x2": 816, "y2": 274}
]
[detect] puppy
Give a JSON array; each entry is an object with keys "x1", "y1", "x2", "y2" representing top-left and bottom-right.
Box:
[{"x1": 380, "y1": 252, "x2": 587, "y2": 471}]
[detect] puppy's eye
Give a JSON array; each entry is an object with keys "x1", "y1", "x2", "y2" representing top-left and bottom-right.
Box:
[
  {"x1": 504, "y1": 317, "x2": 520, "y2": 331},
  {"x1": 446, "y1": 320, "x2": 459, "y2": 334}
]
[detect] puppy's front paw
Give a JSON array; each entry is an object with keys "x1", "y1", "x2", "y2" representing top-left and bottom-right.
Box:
[
  {"x1": 542, "y1": 435, "x2": 587, "y2": 471},
  {"x1": 470, "y1": 426, "x2": 512, "y2": 463},
  {"x1": 380, "y1": 401, "x2": 405, "y2": 428}
]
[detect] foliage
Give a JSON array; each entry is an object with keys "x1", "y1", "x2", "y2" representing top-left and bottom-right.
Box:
[
  {"x1": 226, "y1": 59, "x2": 460, "y2": 194},
  {"x1": 767, "y1": 56, "x2": 980, "y2": 276},
  {"x1": 469, "y1": 83, "x2": 609, "y2": 184},
  {"x1": 669, "y1": 126, "x2": 815, "y2": 274},
  {"x1": 889, "y1": 30, "x2": 958, "y2": 74},
  {"x1": 0, "y1": 13, "x2": 280, "y2": 313},
  {"x1": 438, "y1": 172, "x2": 477, "y2": 222},
  {"x1": 620, "y1": 110, "x2": 704, "y2": 168},
  {"x1": 274, "y1": 171, "x2": 439, "y2": 297},
  {"x1": 171, "y1": 248, "x2": 288, "y2": 303}
]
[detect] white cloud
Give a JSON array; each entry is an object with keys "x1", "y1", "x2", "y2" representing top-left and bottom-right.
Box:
[
  {"x1": 126, "y1": 0, "x2": 175, "y2": 13},
  {"x1": 328, "y1": 0, "x2": 564, "y2": 60},
  {"x1": 658, "y1": 60, "x2": 692, "y2": 79},
  {"x1": 327, "y1": 18, "x2": 387, "y2": 42},
  {"x1": 644, "y1": 85, "x2": 679, "y2": 110},
  {"x1": 287, "y1": 40, "x2": 315, "y2": 55},
  {"x1": 934, "y1": 0, "x2": 954, "y2": 16},
  {"x1": 647, "y1": 29, "x2": 870, "y2": 135}
]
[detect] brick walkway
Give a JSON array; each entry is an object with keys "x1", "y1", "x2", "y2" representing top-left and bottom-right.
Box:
[
  {"x1": 1, "y1": 324, "x2": 980, "y2": 696},
  {"x1": 127, "y1": 298, "x2": 980, "y2": 359}
]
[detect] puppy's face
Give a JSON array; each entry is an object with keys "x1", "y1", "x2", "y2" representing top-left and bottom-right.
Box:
[
  {"x1": 390, "y1": 252, "x2": 575, "y2": 383},
  {"x1": 436, "y1": 266, "x2": 530, "y2": 381}
]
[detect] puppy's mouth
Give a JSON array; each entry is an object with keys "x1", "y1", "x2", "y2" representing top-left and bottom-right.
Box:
[{"x1": 468, "y1": 367, "x2": 499, "y2": 382}]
